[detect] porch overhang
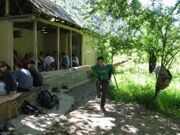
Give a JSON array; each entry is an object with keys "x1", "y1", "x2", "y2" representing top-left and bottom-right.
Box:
[{"x1": 0, "y1": 15, "x2": 82, "y2": 34}]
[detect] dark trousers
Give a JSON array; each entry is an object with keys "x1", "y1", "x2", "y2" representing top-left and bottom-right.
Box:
[{"x1": 96, "y1": 80, "x2": 109, "y2": 107}]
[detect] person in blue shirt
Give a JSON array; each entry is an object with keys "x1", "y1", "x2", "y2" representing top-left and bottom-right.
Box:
[
  {"x1": 14, "y1": 63, "x2": 33, "y2": 92},
  {"x1": 60, "y1": 52, "x2": 69, "y2": 69}
]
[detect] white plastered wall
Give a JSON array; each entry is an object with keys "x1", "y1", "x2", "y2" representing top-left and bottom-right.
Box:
[
  {"x1": 82, "y1": 34, "x2": 98, "y2": 65},
  {"x1": 0, "y1": 20, "x2": 14, "y2": 67},
  {"x1": 14, "y1": 28, "x2": 44, "y2": 59}
]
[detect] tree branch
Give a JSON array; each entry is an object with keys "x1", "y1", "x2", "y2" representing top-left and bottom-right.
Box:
[{"x1": 165, "y1": 49, "x2": 180, "y2": 68}]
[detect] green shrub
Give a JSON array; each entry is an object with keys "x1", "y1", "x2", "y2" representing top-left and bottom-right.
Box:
[{"x1": 109, "y1": 68, "x2": 180, "y2": 118}]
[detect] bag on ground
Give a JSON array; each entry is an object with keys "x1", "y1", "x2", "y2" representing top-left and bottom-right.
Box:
[
  {"x1": 38, "y1": 90, "x2": 59, "y2": 109},
  {"x1": 21, "y1": 100, "x2": 41, "y2": 116}
]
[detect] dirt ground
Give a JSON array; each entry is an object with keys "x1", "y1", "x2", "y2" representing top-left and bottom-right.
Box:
[{"x1": 46, "y1": 81, "x2": 180, "y2": 135}]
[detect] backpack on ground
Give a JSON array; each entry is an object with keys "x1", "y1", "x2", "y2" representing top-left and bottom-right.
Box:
[
  {"x1": 21, "y1": 100, "x2": 41, "y2": 116},
  {"x1": 38, "y1": 90, "x2": 59, "y2": 109}
]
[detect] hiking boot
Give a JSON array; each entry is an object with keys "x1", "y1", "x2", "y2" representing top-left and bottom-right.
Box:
[{"x1": 100, "y1": 106, "x2": 106, "y2": 112}]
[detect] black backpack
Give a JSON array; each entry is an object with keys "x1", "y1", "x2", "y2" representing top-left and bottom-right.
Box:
[
  {"x1": 38, "y1": 90, "x2": 59, "y2": 109},
  {"x1": 21, "y1": 100, "x2": 41, "y2": 116}
]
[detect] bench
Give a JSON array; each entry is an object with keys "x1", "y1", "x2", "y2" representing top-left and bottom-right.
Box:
[
  {"x1": 0, "y1": 93, "x2": 21, "y2": 121},
  {"x1": 0, "y1": 85, "x2": 49, "y2": 121}
]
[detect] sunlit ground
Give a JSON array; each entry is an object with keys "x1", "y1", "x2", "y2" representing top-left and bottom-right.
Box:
[
  {"x1": 46, "y1": 98, "x2": 180, "y2": 135},
  {"x1": 10, "y1": 93, "x2": 74, "y2": 134}
]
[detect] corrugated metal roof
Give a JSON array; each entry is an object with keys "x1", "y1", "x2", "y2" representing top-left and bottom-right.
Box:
[{"x1": 28, "y1": 0, "x2": 83, "y2": 27}]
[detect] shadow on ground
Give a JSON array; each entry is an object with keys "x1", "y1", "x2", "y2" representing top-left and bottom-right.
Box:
[{"x1": 45, "y1": 81, "x2": 180, "y2": 135}]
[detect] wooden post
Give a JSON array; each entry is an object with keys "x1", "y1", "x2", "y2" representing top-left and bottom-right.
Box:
[
  {"x1": 5, "y1": 0, "x2": 9, "y2": 16},
  {"x1": 57, "y1": 27, "x2": 60, "y2": 70},
  {"x1": 70, "y1": 31, "x2": 73, "y2": 68},
  {"x1": 33, "y1": 20, "x2": 38, "y2": 69}
]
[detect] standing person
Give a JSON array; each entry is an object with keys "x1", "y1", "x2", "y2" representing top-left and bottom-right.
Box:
[
  {"x1": 91, "y1": 56, "x2": 114, "y2": 112},
  {"x1": 38, "y1": 52, "x2": 44, "y2": 64},
  {"x1": 27, "y1": 60, "x2": 43, "y2": 87},
  {"x1": 0, "y1": 61, "x2": 17, "y2": 95},
  {"x1": 14, "y1": 63, "x2": 33, "y2": 92},
  {"x1": 60, "y1": 52, "x2": 69, "y2": 69},
  {"x1": 38, "y1": 52, "x2": 44, "y2": 71}
]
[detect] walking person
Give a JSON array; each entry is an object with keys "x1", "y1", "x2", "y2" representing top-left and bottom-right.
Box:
[
  {"x1": 89, "y1": 56, "x2": 128, "y2": 111},
  {"x1": 90, "y1": 56, "x2": 113, "y2": 112}
]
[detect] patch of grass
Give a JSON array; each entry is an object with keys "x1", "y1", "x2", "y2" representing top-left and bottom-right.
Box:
[{"x1": 109, "y1": 64, "x2": 180, "y2": 118}]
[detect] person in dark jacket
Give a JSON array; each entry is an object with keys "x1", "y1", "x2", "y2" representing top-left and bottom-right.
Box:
[
  {"x1": 27, "y1": 60, "x2": 43, "y2": 87},
  {"x1": 14, "y1": 63, "x2": 33, "y2": 92},
  {"x1": 0, "y1": 61, "x2": 17, "y2": 95}
]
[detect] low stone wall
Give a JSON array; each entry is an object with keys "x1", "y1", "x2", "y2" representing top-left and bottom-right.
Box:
[
  {"x1": 0, "y1": 66, "x2": 90, "y2": 121},
  {"x1": 42, "y1": 65, "x2": 90, "y2": 90}
]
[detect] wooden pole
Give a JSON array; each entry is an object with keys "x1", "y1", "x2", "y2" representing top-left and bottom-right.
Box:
[
  {"x1": 33, "y1": 20, "x2": 38, "y2": 69},
  {"x1": 70, "y1": 31, "x2": 73, "y2": 68},
  {"x1": 5, "y1": 0, "x2": 9, "y2": 16},
  {"x1": 57, "y1": 27, "x2": 60, "y2": 70}
]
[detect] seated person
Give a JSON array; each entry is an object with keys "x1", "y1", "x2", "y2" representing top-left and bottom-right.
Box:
[
  {"x1": 14, "y1": 63, "x2": 33, "y2": 92},
  {"x1": 38, "y1": 52, "x2": 44, "y2": 71},
  {"x1": 39, "y1": 52, "x2": 44, "y2": 64},
  {"x1": 52, "y1": 51, "x2": 57, "y2": 62},
  {"x1": 28, "y1": 53, "x2": 35, "y2": 61},
  {"x1": 43, "y1": 54, "x2": 55, "y2": 71},
  {"x1": 72, "y1": 53, "x2": 79, "y2": 67},
  {"x1": 14, "y1": 50, "x2": 22, "y2": 66},
  {"x1": 0, "y1": 61, "x2": 17, "y2": 95},
  {"x1": 0, "y1": 75, "x2": 6, "y2": 95},
  {"x1": 21, "y1": 53, "x2": 30, "y2": 68},
  {"x1": 60, "y1": 52, "x2": 69, "y2": 69},
  {"x1": 27, "y1": 60, "x2": 43, "y2": 87}
]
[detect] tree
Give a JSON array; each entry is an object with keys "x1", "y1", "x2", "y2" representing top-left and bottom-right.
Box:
[{"x1": 89, "y1": 0, "x2": 180, "y2": 98}]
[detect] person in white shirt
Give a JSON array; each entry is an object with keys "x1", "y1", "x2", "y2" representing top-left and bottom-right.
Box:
[
  {"x1": 72, "y1": 53, "x2": 79, "y2": 67},
  {"x1": 43, "y1": 54, "x2": 55, "y2": 71}
]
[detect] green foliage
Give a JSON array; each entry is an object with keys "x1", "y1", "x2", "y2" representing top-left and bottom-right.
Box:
[
  {"x1": 89, "y1": 0, "x2": 180, "y2": 69},
  {"x1": 108, "y1": 63, "x2": 180, "y2": 118},
  {"x1": 86, "y1": 0, "x2": 180, "y2": 100}
]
